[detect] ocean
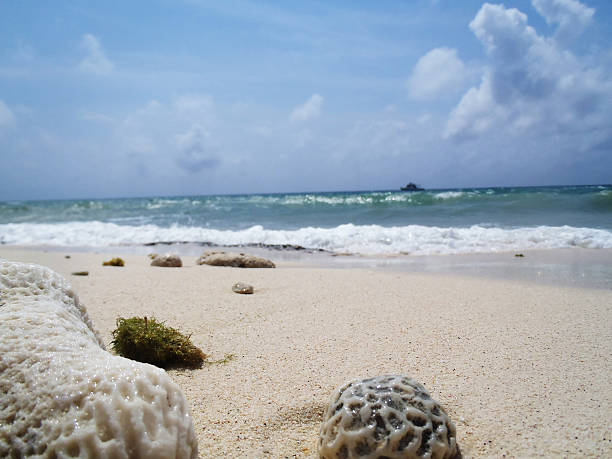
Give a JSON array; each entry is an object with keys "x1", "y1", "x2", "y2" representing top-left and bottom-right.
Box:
[{"x1": 1, "y1": 185, "x2": 611, "y2": 256}]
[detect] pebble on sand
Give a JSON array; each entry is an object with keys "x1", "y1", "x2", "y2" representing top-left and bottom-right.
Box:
[{"x1": 232, "y1": 282, "x2": 254, "y2": 294}]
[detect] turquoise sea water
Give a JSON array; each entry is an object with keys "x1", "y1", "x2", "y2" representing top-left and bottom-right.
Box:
[{"x1": 1, "y1": 185, "x2": 611, "y2": 255}]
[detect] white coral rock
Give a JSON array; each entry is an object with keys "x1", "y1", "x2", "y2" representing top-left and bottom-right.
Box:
[
  {"x1": 150, "y1": 254, "x2": 183, "y2": 267},
  {"x1": 0, "y1": 260, "x2": 198, "y2": 458},
  {"x1": 319, "y1": 375, "x2": 459, "y2": 459}
]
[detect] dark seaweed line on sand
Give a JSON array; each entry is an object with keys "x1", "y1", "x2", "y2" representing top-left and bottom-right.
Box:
[{"x1": 140, "y1": 240, "x2": 329, "y2": 253}]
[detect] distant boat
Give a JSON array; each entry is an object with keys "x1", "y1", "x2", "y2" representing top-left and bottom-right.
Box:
[{"x1": 400, "y1": 182, "x2": 424, "y2": 191}]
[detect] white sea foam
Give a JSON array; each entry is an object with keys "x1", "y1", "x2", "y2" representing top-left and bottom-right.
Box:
[
  {"x1": 434, "y1": 191, "x2": 465, "y2": 200},
  {"x1": 2, "y1": 222, "x2": 612, "y2": 255},
  {"x1": 275, "y1": 194, "x2": 378, "y2": 206},
  {"x1": 383, "y1": 194, "x2": 411, "y2": 202},
  {"x1": 146, "y1": 198, "x2": 199, "y2": 210}
]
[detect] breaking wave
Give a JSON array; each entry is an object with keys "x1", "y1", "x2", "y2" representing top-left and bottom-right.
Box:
[{"x1": 2, "y1": 222, "x2": 611, "y2": 256}]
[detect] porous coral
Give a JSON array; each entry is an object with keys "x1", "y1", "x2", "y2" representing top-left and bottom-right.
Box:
[
  {"x1": 318, "y1": 375, "x2": 459, "y2": 459},
  {"x1": 111, "y1": 316, "x2": 206, "y2": 368},
  {"x1": 150, "y1": 254, "x2": 182, "y2": 267},
  {"x1": 196, "y1": 251, "x2": 275, "y2": 268},
  {"x1": 0, "y1": 260, "x2": 198, "y2": 458}
]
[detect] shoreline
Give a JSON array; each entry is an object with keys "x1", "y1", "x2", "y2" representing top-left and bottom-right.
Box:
[
  {"x1": 1, "y1": 248, "x2": 611, "y2": 457},
  {"x1": 3, "y1": 244, "x2": 612, "y2": 290}
]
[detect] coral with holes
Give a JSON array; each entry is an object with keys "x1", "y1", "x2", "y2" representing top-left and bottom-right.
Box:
[
  {"x1": 0, "y1": 260, "x2": 198, "y2": 458},
  {"x1": 150, "y1": 254, "x2": 182, "y2": 267},
  {"x1": 318, "y1": 375, "x2": 460, "y2": 459}
]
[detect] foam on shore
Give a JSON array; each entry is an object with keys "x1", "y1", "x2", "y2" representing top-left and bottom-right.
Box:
[{"x1": 2, "y1": 221, "x2": 612, "y2": 255}]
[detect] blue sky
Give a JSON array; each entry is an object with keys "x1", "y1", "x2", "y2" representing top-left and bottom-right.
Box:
[{"x1": 1, "y1": 0, "x2": 611, "y2": 199}]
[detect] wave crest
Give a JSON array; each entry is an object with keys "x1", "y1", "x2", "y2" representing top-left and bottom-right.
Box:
[{"x1": 2, "y1": 222, "x2": 611, "y2": 256}]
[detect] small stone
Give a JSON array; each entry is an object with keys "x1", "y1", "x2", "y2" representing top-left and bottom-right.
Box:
[
  {"x1": 71, "y1": 271, "x2": 89, "y2": 276},
  {"x1": 150, "y1": 254, "x2": 182, "y2": 267},
  {"x1": 232, "y1": 282, "x2": 254, "y2": 294},
  {"x1": 65, "y1": 255, "x2": 71, "y2": 259}
]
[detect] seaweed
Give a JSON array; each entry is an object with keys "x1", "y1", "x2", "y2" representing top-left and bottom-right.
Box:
[
  {"x1": 102, "y1": 257, "x2": 125, "y2": 267},
  {"x1": 111, "y1": 316, "x2": 207, "y2": 368}
]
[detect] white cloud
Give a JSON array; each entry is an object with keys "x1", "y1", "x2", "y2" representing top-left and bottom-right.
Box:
[
  {"x1": 173, "y1": 95, "x2": 213, "y2": 116},
  {"x1": 113, "y1": 95, "x2": 221, "y2": 175},
  {"x1": 78, "y1": 34, "x2": 114, "y2": 75},
  {"x1": 290, "y1": 94, "x2": 324, "y2": 122},
  {"x1": 408, "y1": 47, "x2": 468, "y2": 100},
  {"x1": 444, "y1": 72, "x2": 507, "y2": 139},
  {"x1": 175, "y1": 124, "x2": 219, "y2": 173},
  {"x1": 469, "y1": 4, "x2": 536, "y2": 56},
  {"x1": 0, "y1": 100, "x2": 16, "y2": 127},
  {"x1": 444, "y1": 2, "x2": 611, "y2": 146},
  {"x1": 532, "y1": 0, "x2": 595, "y2": 43}
]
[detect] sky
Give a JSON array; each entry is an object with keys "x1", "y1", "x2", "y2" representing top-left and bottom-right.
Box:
[{"x1": 1, "y1": 0, "x2": 611, "y2": 200}]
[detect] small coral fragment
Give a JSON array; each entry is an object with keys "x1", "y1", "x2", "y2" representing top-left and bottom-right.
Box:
[
  {"x1": 151, "y1": 254, "x2": 182, "y2": 267},
  {"x1": 102, "y1": 257, "x2": 125, "y2": 266},
  {"x1": 111, "y1": 316, "x2": 206, "y2": 368},
  {"x1": 196, "y1": 251, "x2": 275, "y2": 268}
]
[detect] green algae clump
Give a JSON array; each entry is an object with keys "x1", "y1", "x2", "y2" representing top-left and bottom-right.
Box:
[
  {"x1": 111, "y1": 317, "x2": 206, "y2": 368},
  {"x1": 102, "y1": 257, "x2": 125, "y2": 267}
]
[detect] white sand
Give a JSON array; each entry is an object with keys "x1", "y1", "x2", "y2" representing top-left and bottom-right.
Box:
[{"x1": 1, "y1": 248, "x2": 611, "y2": 458}]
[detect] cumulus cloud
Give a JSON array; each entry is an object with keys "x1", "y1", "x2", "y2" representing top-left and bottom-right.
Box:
[
  {"x1": 445, "y1": 72, "x2": 506, "y2": 139},
  {"x1": 444, "y1": 1, "x2": 611, "y2": 146},
  {"x1": 175, "y1": 124, "x2": 220, "y2": 173},
  {"x1": 532, "y1": 0, "x2": 595, "y2": 43},
  {"x1": 112, "y1": 95, "x2": 221, "y2": 174},
  {"x1": 408, "y1": 47, "x2": 468, "y2": 100},
  {"x1": 78, "y1": 34, "x2": 114, "y2": 75},
  {"x1": 290, "y1": 94, "x2": 323, "y2": 122},
  {"x1": 0, "y1": 100, "x2": 16, "y2": 127}
]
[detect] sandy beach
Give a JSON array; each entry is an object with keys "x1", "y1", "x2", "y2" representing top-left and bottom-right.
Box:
[{"x1": 1, "y1": 247, "x2": 611, "y2": 458}]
